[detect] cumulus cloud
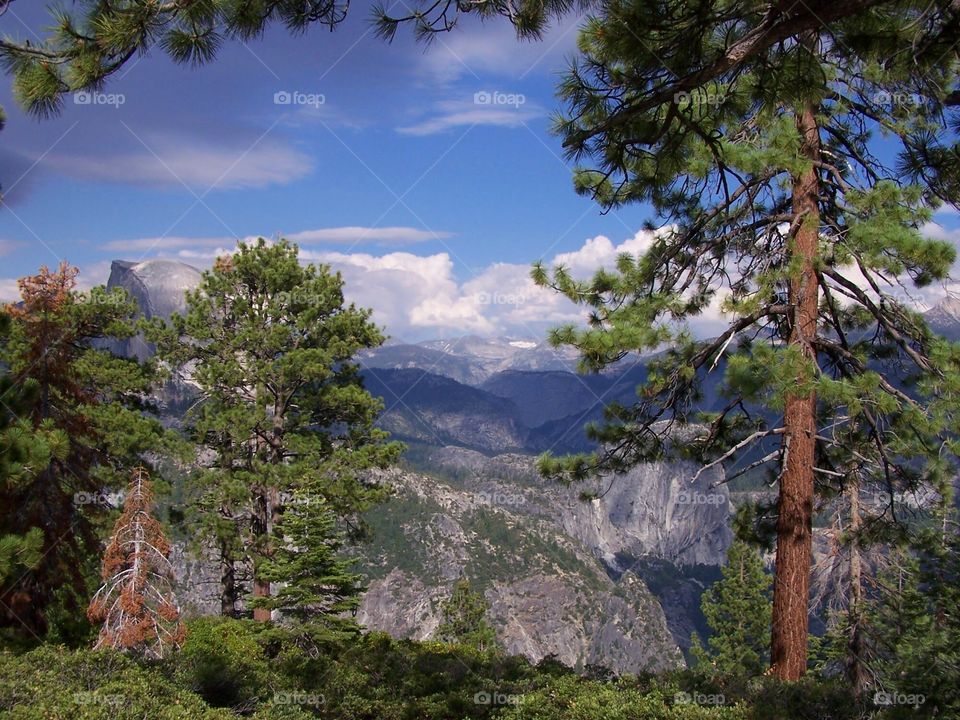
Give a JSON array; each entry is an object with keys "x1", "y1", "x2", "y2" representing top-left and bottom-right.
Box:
[{"x1": 82, "y1": 227, "x2": 691, "y2": 340}]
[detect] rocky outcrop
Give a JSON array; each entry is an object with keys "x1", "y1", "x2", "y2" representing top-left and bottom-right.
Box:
[
  {"x1": 353, "y1": 468, "x2": 684, "y2": 674},
  {"x1": 105, "y1": 259, "x2": 202, "y2": 360},
  {"x1": 422, "y1": 446, "x2": 732, "y2": 568}
]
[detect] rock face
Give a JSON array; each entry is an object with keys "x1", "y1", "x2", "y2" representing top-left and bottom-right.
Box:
[
  {"x1": 421, "y1": 447, "x2": 732, "y2": 568},
  {"x1": 354, "y1": 468, "x2": 684, "y2": 674},
  {"x1": 105, "y1": 259, "x2": 202, "y2": 359}
]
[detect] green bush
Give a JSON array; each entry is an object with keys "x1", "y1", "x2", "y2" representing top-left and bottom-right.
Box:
[
  {"x1": 169, "y1": 617, "x2": 281, "y2": 712},
  {"x1": 0, "y1": 645, "x2": 231, "y2": 719},
  {"x1": 494, "y1": 675, "x2": 749, "y2": 720},
  {"x1": 0, "y1": 620, "x2": 886, "y2": 720}
]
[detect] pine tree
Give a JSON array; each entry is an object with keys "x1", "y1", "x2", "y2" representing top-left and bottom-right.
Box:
[
  {"x1": 691, "y1": 540, "x2": 772, "y2": 678},
  {"x1": 149, "y1": 239, "x2": 401, "y2": 623},
  {"x1": 87, "y1": 467, "x2": 185, "y2": 659},
  {"x1": 531, "y1": 1, "x2": 960, "y2": 680},
  {"x1": 255, "y1": 484, "x2": 361, "y2": 636},
  {"x1": 435, "y1": 578, "x2": 499, "y2": 653},
  {"x1": 0, "y1": 263, "x2": 167, "y2": 640}
]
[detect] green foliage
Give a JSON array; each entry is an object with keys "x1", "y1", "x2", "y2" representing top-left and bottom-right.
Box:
[
  {"x1": 150, "y1": 239, "x2": 401, "y2": 620},
  {"x1": 0, "y1": 645, "x2": 232, "y2": 719},
  {"x1": 436, "y1": 578, "x2": 499, "y2": 653},
  {"x1": 0, "y1": 267, "x2": 168, "y2": 643},
  {"x1": 691, "y1": 541, "x2": 772, "y2": 679},
  {"x1": 0, "y1": 618, "x2": 908, "y2": 719},
  {"x1": 496, "y1": 674, "x2": 748, "y2": 720}
]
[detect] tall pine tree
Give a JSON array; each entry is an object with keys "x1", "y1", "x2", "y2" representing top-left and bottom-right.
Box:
[
  {"x1": 532, "y1": 0, "x2": 960, "y2": 680},
  {"x1": 150, "y1": 239, "x2": 401, "y2": 623}
]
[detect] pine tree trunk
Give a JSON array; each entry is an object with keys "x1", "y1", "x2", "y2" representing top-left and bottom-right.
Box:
[{"x1": 770, "y1": 96, "x2": 820, "y2": 681}]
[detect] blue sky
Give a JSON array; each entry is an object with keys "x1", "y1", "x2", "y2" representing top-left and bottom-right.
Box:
[
  {"x1": 0, "y1": 2, "x2": 661, "y2": 340},
  {"x1": 0, "y1": 2, "x2": 958, "y2": 341}
]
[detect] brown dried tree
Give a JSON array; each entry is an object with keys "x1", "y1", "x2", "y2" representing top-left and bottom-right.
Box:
[{"x1": 87, "y1": 467, "x2": 184, "y2": 658}]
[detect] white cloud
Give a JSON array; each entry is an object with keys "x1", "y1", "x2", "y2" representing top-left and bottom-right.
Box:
[
  {"x1": 82, "y1": 226, "x2": 731, "y2": 340},
  {"x1": 397, "y1": 99, "x2": 543, "y2": 136},
  {"x1": 48, "y1": 137, "x2": 313, "y2": 190},
  {"x1": 921, "y1": 221, "x2": 960, "y2": 242}
]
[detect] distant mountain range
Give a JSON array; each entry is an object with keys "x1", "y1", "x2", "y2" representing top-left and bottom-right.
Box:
[{"x1": 105, "y1": 258, "x2": 960, "y2": 457}]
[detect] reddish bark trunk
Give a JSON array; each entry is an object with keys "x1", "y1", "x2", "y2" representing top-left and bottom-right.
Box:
[{"x1": 771, "y1": 97, "x2": 820, "y2": 681}]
